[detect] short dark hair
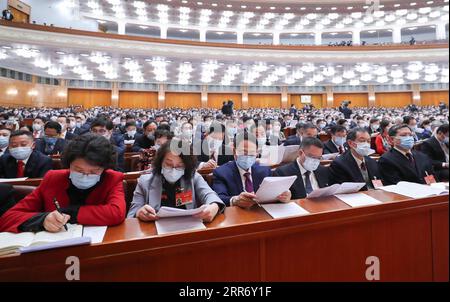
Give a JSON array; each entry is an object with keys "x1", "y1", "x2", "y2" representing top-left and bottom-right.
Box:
[
  {"x1": 10, "y1": 130, "x2": 33, "y2": 140},
  {"x1": 302, "y1": 123, "x2": 318, "y2": 132},
  {"x1": 369, "y1": 118, "x2": 379, "y2": 124},
  {"x1": 208, "y1": 122, "x2": 226, "y2": 135},
  {"x1": 44, "y1": 121, "x2": 62, "y2": 134},
  {"x1": 125, "y1": 121, "x2": 137, "y2": 129},
  {"x1": 347, "y1": 127, "x2": 369, "y2": 141},
  {"x1": 143, "y1": 120, "x2": 157, "y2": 130},
  {"x1": 155, "y1": 129, "x2": 174, "y2": 140},
  {"x1": 151, "y1": 139, "x2": 197, "y2": 181},
  {"x1": 380, "y1": 119, "x2": 391, "y2": 133},
  {"x1": 90, "y1": 118, "x2": 114, "y2": 131},
  {"x1": 330, "y1": 125, "x2": 347, "y2": 135},
  {"x1": 233, "y1": 130, "x2": 257, "y2": 149},
  {"x1": 388, "y1": 124, "x2": 411, "y2": 137},
  {"x1": 436, "y1": 124, "x2": 449, "y2": 135},
  {"x1": 403, "y1": 116, "x2": 415, "y2": 125},
  {"x1": 300, "y1": 137, "x2": 324, "y2": 149},
  {"x1": 157, "y1": 123, "x2": 171, "y2": 132},
  {"x1": 62, "y1": 134, "x2": 116, "y2": 169}
]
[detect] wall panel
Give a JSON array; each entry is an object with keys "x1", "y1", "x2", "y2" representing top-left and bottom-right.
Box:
[
  {"x1": 375, "y1": 92, "x2": 413, "y2": 107},
  {"x1": 333, "y1": 93, "x2": 369, "y2": 107},
  {"x1": 68, "y1": 89, "x2": 111, "y2": 108},
  {"x1": 420, "y1": 91, "x2": 449, "y2": 106},
  {"x1": 119, "y1": 91, "x2": 158, "y2": 108},
  {"x1": 165, "y1": 93, "x2": 201, "y2": 108},
  {"x1": 248, "y1": 94, "x2": 281, "y2": 108},
  {"x1": 289, "y1": 94, "x2": 325, "y2": 109}
]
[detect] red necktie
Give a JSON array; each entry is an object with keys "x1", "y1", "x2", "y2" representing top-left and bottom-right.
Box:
[
  {"x1": 17, "y1": 160, "x2": 24, "y2": 177},
  {"x1": 244, "y1": 172, "x2": 254, "y2": 193}
]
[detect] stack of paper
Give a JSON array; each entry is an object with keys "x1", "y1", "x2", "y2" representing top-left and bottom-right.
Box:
[
  {"x1": 156, "y1": 206, "x2": 206, "y2": 218},
  {"x1": 307, "y1": 182, "x2": 366, "y2": 198},
  {"x1": 379, "y1": 181, "x2": 449, "y2": 199},
  {"x1": 0, "y1": 177, "x2": 28, "y2": 183},
  {"x1": 262, "y1": 203, "x2": 309, "y2": 219},
  {"x1": 335, "y1": 193, "x2": 383, "y2": 207},
  {"x1": 82, "y1": 226, "x2": 108, "y2": 244},
  {"x1": 259, "y1": 145, "x2": 299, "y2": 166},
  {"x1": 255, "y1": 176, "x2": 297, "y2": 203},
  {"x1": 155, "y1": 217, "x2": 206, "y2": 235}
]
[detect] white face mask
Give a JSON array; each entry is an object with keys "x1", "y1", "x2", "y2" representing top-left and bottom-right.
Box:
[
  {"x1": 162, "y1": 167, "x2": 185, "y2": 184},
  {"x1": 127, "y1": 130, "x2": 137, "y2": 137},
  {"x1": 302, "y1": 156, "x2": 321, "y2": 172}
]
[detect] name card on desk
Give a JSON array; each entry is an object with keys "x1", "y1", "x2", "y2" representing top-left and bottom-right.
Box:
[{"x1": 335, "y1": 193, "x2": 383, "y2": 208}]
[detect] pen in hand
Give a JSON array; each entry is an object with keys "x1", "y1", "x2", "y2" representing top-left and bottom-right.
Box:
[{"x1": 53, "y1": 197, "x2": 68, "y2": 231}]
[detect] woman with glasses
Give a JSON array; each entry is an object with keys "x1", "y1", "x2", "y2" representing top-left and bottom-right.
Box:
[{"x1": 127, "y1": 139, "x2": 225, "y2": 223}]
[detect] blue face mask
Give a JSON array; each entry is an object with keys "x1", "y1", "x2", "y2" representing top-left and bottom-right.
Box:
[
  {"x1": 9, "y1": 147, "x2": 33, "y2": 160},
  {"x1": 398, "y1": 136, "x2": 415, "y2": 150},
  {"x1": 333, "y1": 136, "x2": 346, "y2": 146},
  {"x1": 44, "y1": 136, "x2": 58, "y2": 145},
  {"x1": 69, "y1": 171, "x2": 101, "y2": 190},
  {"x1": 0, "y1": 136, "x2": 9, "y2": 148},
  {"x1": 444, "y1": 137, "x2": 449, "y2": 144},
  {"x1": 236, "y1": 155, "x2": 256, "y2": 171}
]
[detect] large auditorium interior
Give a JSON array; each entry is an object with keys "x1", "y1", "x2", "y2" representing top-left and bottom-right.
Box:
[{"x1": 0, "y1": 0, "x2": 448, "y2": 291}]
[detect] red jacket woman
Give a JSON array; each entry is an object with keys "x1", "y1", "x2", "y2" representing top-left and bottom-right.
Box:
[{"x1": 0, "y1": 134, "x2": 126, "y2": 233}]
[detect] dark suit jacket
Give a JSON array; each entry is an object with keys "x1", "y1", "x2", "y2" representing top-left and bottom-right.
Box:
[
  {"x1": 323, "y1": 140, "x2": 348, "y2": 154},
  {"x1": 0, "y1": 150, "x2": 52, "y2": 179},
  {"x1": 213, "y1": 161, "x2": 271, "y2": 206},
  {"x1": 132, "y1": 135, "x2": 154, "y2": 152},
  {"x1": 421, "y1": 136, "x2": 448, "y2": 171},
  {"x1": 329, "y1": 150, "x2": 382, "y2": 189},
  {"x1": 378, "y1": 148, "x2": 434, "y2": 185},
  {"x1": 34, "y1": 138, "x2": 66, "y2": 155},
  {"x1": 339, "y1": 106, "x2": 353, "y2": 119},
  {"x1": 64, "y1": 132, "x2": 77, "y2": 141},
  {"x1": 0, "y1": 183, "x2": 16, "y2": 218},
  {"x1": 73, "y1": 124, "x2": 90, "y2": 136},
  {"x1": 283, "y1": 136, "x2": 301, "y2": 146},
  {"x1": 273, "y1": 161, "x2": 330, "y2": 199},
  {"x1": 196, "y1": 141, "x2": 234, "y2": 166}
]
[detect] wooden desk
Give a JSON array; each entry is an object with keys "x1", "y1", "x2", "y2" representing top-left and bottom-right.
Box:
[{"x1": 0, "y1": 190, "x2": 447, "y2": 282}]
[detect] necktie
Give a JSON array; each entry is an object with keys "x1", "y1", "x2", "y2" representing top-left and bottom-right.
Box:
[
  {"x1": 17, "y1": 160, "x2": 24, "y2": 178},
  {"x1": 339, "y1": 146, "x2": 344, "y2": 154},
  {"x1": 304, "y1": 171, "x2": 313, "y2": 194},
  {"x1": 360, "y1": 162, "x2": 367, "y2": 171},
  {"x1": 244, "y1": 172, "x2": 254, "y2": 193},
  {"x1": 406, "y1": 153, "x2": 414, "y2": 164}
]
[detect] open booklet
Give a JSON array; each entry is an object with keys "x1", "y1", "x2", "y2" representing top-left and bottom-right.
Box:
[
  {"x1": 379, "y1": 181, "x2": 449, "y2": 199},
  {"x1": 0, "y1": 224, "x2": 84, "y2": 256},
  {"x1": 259, "y1": 145, "x2": 299, "y2": 166},
  {"x1": 307, "y1": 182, "x2": 366, "y2": 199}
]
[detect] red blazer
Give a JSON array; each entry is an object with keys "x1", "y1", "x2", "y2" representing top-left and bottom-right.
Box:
[
  {"x1": 0, "y1": 169, "x2": 126, "y2": 233},
  {"x1": 375, "y1": 134, "x2": 387, "y2": 155}
]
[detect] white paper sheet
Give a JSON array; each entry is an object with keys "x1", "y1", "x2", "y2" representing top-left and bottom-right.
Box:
[
  {"x1": 321, "y1": 153, "x2": 339, "y2": 160},
  {"x1": 19, "y1": 237, "x2": 91, "y2": 254},
  {"x1": 307, "y1": 182, "x2": 366, "y2": 198},
  {"x1": 157, "y1": 206, "x2": 206, "y2": 218},
  {"x1": 379, "y1": 181, "x2": 449, "y2": 199},
  {"x1": 83, "y1": 226, "x2": 107, "y2": 244},
  {"x1": 255, "y1": 176, "x2": 297, "y2": 203},
  {"x1": 0, "y1": 177, "x2": 28, "y2": 183},
  {"x1": 335, "y1": 193, "x2": 383, "y2": 207},
  {"x1": 155, "y1": 217, "x2": 206, "y2": 235},
  {"x1": 260, "y1": 145, "x2": 299, "y2": 165},
  {"x1": 262, "y1": 202, "x2": 309, "y2": 219}
]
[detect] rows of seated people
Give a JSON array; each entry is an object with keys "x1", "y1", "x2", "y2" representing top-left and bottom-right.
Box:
[{"x1": 0, "y1": 104, "x2": 448, "y2": 234}]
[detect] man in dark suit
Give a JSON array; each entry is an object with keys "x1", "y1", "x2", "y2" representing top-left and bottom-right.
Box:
[
  {"x1": 2, "y1": 9, "x2": 13, "y2": 21},
  {"x1": 273, "y1": 137, "x2": 330, "y2": 199},
  {"x1": 284, "y1": 123, "x2": 318, "y2": 146},
  {"x1": 323, "y1": 125, "x2": 348, "y2": 155},
  {"x1": 339, "y1": 102, "x2": 352, "y2": 119},
  {"x1": 0, "y1": 130, "x2": 52, "y2": 179},
  {"x1": 34, "y1": 121, "x2": 66, "y2": 156},
  {"x1": 420, "y1": 124, "x2": 449, "y2": 181},
  {"x1": 378, "y1": 124, "x2": 435, "y2": 185},
  {"x1": 132, "y1": 120, "x2": 157, "y2": 152},
  {"x1": 329, "y1": 127, "x2": 382, "y2": 190},
  {"x1": 0, "y1": 183, "x2": 16, "y2": 218},
  {"x1": 122, "y1": 121, "x2": 143, "y2": 142},
  {"x1": 196, "y1": 122, "x2": 234, "y2": 169},
  {"x1": 213, "y1": 131, "x2": 291, "y2": 207}
]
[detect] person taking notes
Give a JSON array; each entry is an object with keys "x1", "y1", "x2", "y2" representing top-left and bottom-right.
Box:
[{"x1": 0, "y1": 134, "x2": 127, "y2": 233}]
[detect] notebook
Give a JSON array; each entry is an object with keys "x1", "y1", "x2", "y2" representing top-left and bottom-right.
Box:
[{"x1": 0, "y1": 224, "x2": 83, "y2": 256}]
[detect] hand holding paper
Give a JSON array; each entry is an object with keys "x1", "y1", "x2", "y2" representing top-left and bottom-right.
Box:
[{"x1": 255, "y1": 176, "x2": 297, "y2": 203}]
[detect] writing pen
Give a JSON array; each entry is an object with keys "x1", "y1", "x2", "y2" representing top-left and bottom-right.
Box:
[{"x1": 53, "y1": 197, "x2": 68, "y2": 231}]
